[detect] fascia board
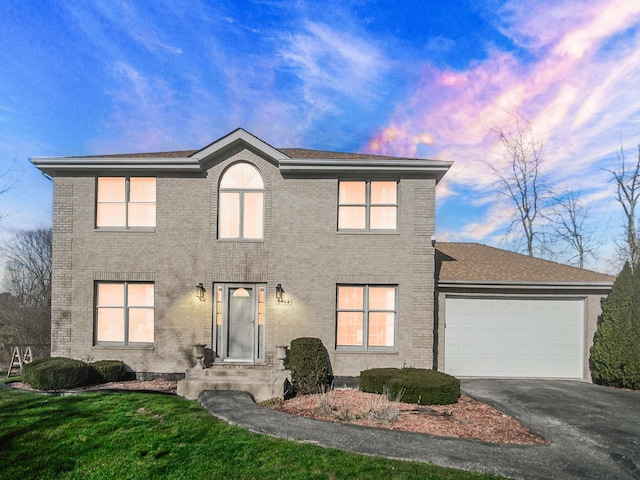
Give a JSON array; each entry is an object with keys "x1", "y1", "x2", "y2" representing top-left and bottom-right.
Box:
[
  {"x1": 30, "y1": 157, "x2": 201, "y2": 175},
  {"x1": 437, "y1": 280, "x2": 614, "y2": 290},
  {"x1": 279, "y1": 158, "x2": 453, "y2": 182}
]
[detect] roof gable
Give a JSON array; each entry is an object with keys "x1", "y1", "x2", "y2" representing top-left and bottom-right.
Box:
[
  {"x1": 194, "y1": 128, "x2": 288, "y2": 168},
  {"x1": 436, "y1": 242, "x2": 614, "y2": 288}
]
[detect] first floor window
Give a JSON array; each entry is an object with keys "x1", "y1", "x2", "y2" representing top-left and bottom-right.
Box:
[
  {"x1": 336, "y1": 285, "x2": 397, "y2": 349},
  {"x1": 95, "y1": 282, "x2": 154, "y2": 345}
]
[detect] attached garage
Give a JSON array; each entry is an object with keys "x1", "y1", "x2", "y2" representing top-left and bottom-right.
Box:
[
  {"x1": 435, "y1": 243, "x2": 615, "y2": 381},
  {"x1": 444, "y1": 297, "x2": 584, "y2": 378}
]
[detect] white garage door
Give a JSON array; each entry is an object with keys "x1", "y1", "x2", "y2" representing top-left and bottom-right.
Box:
[{"x1": 444, "y1": 297, "x2": 584, "y2": 378}]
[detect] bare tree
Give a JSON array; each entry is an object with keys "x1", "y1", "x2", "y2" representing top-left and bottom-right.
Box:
[
  {"x1": 548, "y1": 190, "x2": 601, "y2": 268},
  {"x1": 606, "y1": 144, "x2": 640, "y2": 268},
  {"x1": 487, "y1": 111, "x2": 551, "y2": 257},
  {"x1": 0, "y1": 161, "x2": 16, "y2": 218},
  {"x1": 1, "y1": 228, "x2": 52, "y2": 347},
  {"x1": 3, "y1": 228, "x2": 52, "y2": 308}
]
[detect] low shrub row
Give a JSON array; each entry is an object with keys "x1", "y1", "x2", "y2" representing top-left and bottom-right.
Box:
[
  {"x1": 23, "y1": 358, "x2": 129, "y2": 391},
  {"x1": 360, "y1": 367, "x2": 460, "y2": 405}
]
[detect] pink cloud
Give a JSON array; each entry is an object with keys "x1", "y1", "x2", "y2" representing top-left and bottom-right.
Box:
[{"x1": 365, "y1": 0, "x2": 640, "y2": 244}]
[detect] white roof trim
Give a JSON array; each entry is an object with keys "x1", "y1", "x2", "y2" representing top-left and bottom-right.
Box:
[
  {"x1": 30, "y1": 156, "x2": 201, "y2": 175},
  {"x1": 279, "y1": 158, "x2": 452, "y2": 182}
]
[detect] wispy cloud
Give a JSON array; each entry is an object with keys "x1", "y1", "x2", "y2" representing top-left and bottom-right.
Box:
[
  {"x1": 279, "y1": 21, "x2": 387, "y2": 109},
  {"x1": 365, "y1": 0, "x2": 640, "y2": 254}
]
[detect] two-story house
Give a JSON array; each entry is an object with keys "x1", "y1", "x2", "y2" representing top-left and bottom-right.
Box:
[
  {"x1": 32, "y1": 128, "x2": 614, "y2": 401},
  {"x1": 31, "y1": 128, "x2": 451, "y2": 400}
]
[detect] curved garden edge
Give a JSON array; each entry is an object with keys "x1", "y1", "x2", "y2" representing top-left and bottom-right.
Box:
[{"x1": 3, "y1": 379, "x2": 545, "y2": 445}]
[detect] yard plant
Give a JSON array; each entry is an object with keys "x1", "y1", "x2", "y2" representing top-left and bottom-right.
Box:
[
  {"x1": 360, "y1": 368, "x2": 461, "y2": 405},
  {"x1": 0, "y1": 388, "x2": 501, "y2": 479},
  {"x1": 286, "y1": 337, "x2": 333, "y2": 395},
  {"x1": 22, "y1": 357, "x2": 129, "y2": 391},
  {"x1": 590, "y1": 262, "x2": 640, "y2": 389}
]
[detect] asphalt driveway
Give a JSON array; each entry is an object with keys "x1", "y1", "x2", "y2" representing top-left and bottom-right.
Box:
[{"x1": 199, "y1": 379, "x2": 640, "y2": 480}]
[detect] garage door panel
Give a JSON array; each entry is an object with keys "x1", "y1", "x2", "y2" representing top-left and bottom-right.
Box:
[{"x1": 444, "y1": 297, "x2": 584, "y2": 378}]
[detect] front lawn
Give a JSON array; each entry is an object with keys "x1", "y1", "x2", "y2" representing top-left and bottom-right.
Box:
[{"x1": 0, "y1": 388, "x2": 502, "y2": 479}]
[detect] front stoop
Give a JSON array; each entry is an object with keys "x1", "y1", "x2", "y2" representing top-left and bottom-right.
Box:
[{"x1": 177, "y1": 366, "x2": 290, "y2": 402}]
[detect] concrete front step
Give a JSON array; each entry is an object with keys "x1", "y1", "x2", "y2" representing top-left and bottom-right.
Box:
[{"x1": 177, "y1": 369, "x2": 290, "y2": 402}]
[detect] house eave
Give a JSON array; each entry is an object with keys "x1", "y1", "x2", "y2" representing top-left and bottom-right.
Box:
[
  {"x1": 437, "y1": 280, "x2": 614, "y2": 291},
  {"x1": 30, "y1": 156, "x2": 202, "y2": 175},
  {"x1": 279, "y1": 158, "x2": 453, "y2": 182}
]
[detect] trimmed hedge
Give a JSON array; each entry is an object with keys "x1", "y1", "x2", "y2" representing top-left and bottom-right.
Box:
[
  {"x1": 23, "y1": 357, "x2": 89, "y2": 391},
  {"x1": 285, "y1": 337, "x2": 332, "y2": 395},
  {"x1": 360, "y1": 368, "x2": 460, "y2": 405},
  {"x1": 89, "y1": 360, "x2": 129, "y2": 383}
]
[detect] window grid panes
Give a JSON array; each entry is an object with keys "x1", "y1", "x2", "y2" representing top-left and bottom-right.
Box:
[
  {"x1": 95, "y1": 282, "x2": 154, "y2": 345},
  {"x1": 218, "y1": 163, "x2": 264, "y2": 240},
  {"x1": 338, "y1": 181, "x2": 397, "y2": 231},
  {"x1": 336, "y1": 285, "x2": 396, "y2": 350},
  {"x1": 96, "y1": 177, "x2": 156, "y2": 228}
]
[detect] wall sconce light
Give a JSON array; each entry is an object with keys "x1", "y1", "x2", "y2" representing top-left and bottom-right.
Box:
[
  {"x1": 196, "y1": 283, "x2": 206, "y2": 302},
  {"x1": 275, "y1": 284, "x2": 285, "y2": 303},
  {"x1": 275, "y1": 283, "x2": 292, "y2": 305},
  {"x1": 431, "y1": 234, "x2": 437, "y2": 247}
]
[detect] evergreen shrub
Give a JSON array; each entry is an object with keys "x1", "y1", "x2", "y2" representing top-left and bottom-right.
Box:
[
  {"x1": 590, "y1": 262, "x2": 640, "y2": 389},
  {"x1": 23, "y1": 357, "x2": 89, "y2": 390},
  {"x1": 360, "y1": 367, "x2": 460, "y2": 405},
  {"x1": 89, "y1": 360, "x2": 129, "y2": 383},
  {"x1": 285, "y1": 337, "x2": 332, "y2": 395}
]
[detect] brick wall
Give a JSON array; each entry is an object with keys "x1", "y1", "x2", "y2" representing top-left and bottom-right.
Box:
[{"x1": 51, "y1": 148, "x2": 438, "y2": 376}]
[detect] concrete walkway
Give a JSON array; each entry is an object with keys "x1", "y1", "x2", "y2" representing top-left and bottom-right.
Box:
[{"x1": 199, "y1": 379, "x2": 640, "y2": 480}]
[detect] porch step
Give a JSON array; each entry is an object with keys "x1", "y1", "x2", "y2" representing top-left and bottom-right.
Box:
[{"x1": 177, "y1": 368, "x2": 290, "y2": 403}]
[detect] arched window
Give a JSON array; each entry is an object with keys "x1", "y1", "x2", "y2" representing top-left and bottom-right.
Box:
[{"x1": 218, "y1": 163, "x2": 264, "y2": 239}]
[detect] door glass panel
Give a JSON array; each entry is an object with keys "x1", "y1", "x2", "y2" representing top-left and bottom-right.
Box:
[{"x1": 227, "y1": 287, "x2": 254, "y2": 359}]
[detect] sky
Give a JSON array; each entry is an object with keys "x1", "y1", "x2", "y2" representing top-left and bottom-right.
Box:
[{"x1": 1, "y1": 0, "x2": 640, "y2": 275}]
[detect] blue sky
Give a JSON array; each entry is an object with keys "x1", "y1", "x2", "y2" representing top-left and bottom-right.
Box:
[{"x1": 1, "y1": 0, "x2": 640, "y2": 274}]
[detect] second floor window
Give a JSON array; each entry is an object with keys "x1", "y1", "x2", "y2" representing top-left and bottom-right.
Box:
[
  {"x1": 96, "y1": 177, "x2": 156, "y2": 228},
  {"x1": 338, "y1": 181, "x2": 398, "y2": 231},
  {"x1": 218, "y1": 163, "x2": 264, "y2": 240}
]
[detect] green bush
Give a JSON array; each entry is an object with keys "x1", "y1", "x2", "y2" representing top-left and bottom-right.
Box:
[
  {"x1": 23, "y1": 357, "x2": 89, "y2": 390},
  {"x1": 89, "y1": 360, "x2": 129, "y2": 383},
  {"x1": 285, "y1": 337, "x2": 332, "y2": 395},
  {"x1": 360, "y1": 368, "x2": 460, "y2": 405},
  {"x1": 359, "y1": 367, "x2": 399, "y2": 394},
  {"x1": 590, "y1": 262, "x2": 640, "y2": 389}
]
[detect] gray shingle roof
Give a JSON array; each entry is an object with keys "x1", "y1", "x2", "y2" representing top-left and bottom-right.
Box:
[
  {"x1": 72, "y1": 147, "x2": 428, "y2": 162},
  {"x1": 436, "y1": 242, "x2": 614, "y2": 285}
]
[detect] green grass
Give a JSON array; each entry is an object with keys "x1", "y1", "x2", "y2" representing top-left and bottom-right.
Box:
[{"x1": 0, "y1": 389, "x2": 502, "y2": 479}]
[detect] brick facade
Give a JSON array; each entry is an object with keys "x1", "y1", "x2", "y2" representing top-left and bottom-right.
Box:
[{"x1": 45, "y1": 136, "x2": 444, "y2": 378}]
